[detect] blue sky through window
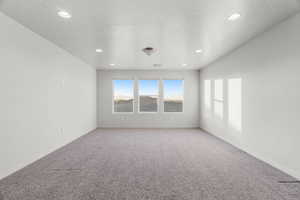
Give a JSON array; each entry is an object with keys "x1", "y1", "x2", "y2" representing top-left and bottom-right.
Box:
[
  {"x1": 114, "y1": 79, "x2": 183, "y2": 100},
  {"x1": 164, "y1": 80, "x2": 183, "y2": 100},
  {"x1": 114, "y1": 80, "x2": 133, "y2": 99},
  {"x1": 139, "y1": 80, "x2": 159, "y2": 96}
]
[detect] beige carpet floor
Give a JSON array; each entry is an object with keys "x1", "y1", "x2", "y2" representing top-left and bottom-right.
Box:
[{"x1": 0, "y1": 128, "x2": 299, "y2": 200}]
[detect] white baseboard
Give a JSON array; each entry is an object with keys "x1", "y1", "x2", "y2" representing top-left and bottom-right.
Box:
[
  {"x1": 201, "y1": 128, "x2": 300, "y2": 180},
  {"x1": 99, "y1": 123, "x2": 200, "y2": 129},
  {"x1": 0, "y1": 128, "x2": 97, "y2": 181}
]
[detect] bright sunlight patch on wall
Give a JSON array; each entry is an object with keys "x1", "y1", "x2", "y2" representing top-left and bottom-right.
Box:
[
  {"x1": 228, "y1": 78, "x2": 242, "y2": 131},
  {"x1": 214, "y1": 79, "x2": 224, "y2": 119},
  {"x1": 204, "y1": 80, "x2": 211, "y2": 109}
]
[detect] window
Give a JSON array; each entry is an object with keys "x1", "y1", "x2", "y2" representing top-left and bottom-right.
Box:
[
  {"x1": 139, "y1": 80, "x2": 159, "y2": 112},
  {"x1": 204, "y1": 80, "x2": 211, "y2": 109},
  {"x1": 214, "y1": 79, "x2": 224, "y2": 119},
  {"x1": 163, "y1": 80, "x2": 184, "y2": 112},
  {"x1": 113, "y1": 80, "x2": 134, "y2": 113},
  {"x1": 228, "y1": 78, "x2": 242, "y2": 131}
]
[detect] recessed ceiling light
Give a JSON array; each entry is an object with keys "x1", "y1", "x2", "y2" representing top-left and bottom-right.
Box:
[
  {"x1": 195, "y1": 49, "x2": 203, "y2": 53},
  {"x1": 110, "y1": 64, "x2": 115, "y2": 66},
  {"x1": 58, "y1": 10, "x2": 72, "y2": 19},
  {"x1": 96, "y1": 49, "x2": 103, "y2": 53},
  {"x1": 228, "y1": 13, "x2": 241, "y2": 21},
  {"x1": 182, "y1": 64, "x2": 187, "y2": 66}
]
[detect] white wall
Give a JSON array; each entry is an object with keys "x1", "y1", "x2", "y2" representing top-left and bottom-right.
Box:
[
  {"x1": 199, "y1": 13, "x2": 300, "y2": 179},
  {"x1": 98, "y1": 70, "x2": 199, "y2": 128},
  {"x1": 0, "y1": 13, "x2": 97, "y2": 179}
]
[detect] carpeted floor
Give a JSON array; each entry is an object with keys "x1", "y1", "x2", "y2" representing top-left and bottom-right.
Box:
[{"x1": 0, "y1": 128, "x2": 299, "y2": 200}]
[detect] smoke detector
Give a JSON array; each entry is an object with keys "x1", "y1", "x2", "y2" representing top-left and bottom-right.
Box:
[{"x1": 142, "y1": 47, "x2": 156, "y2": 56}]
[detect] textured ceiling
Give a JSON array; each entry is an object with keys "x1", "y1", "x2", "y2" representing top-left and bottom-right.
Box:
[{"x1": 0, "y1": 0, "x2": 299, "y2": 70}]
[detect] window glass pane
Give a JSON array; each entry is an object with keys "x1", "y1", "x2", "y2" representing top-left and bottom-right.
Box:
[
  {"x1": 139, "y1": 80, "x2": 159, "y2": 112},
  {"x1": 113, "y1": 80, "x2": 134, "y2": 113},
  {"x1": 214, "y1": 79, "x2": 223, "y2": 101},
  {"x1": 214, "y1": 101, "x2": 223, "y2": 119},
  {"x1": 204, "y1": 80, "x2": 211, "y2": 109},
  {"x1": 163, "y1": 80, "x2": 184, "y2": 112},
  {"x1": 228, "y1": 78, "x2": 242, "y2": 131}
]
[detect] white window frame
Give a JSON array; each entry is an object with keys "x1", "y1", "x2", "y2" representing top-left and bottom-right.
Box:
[
  {"x1": 112, "y1": 79, "x2": 135, "y2": 114},
  {"x1": 162, "y1": 79, "x2": 184, "y2": 113},
  {"x1": 138, "y1": 79, "x2": 160, "y2": 113}
]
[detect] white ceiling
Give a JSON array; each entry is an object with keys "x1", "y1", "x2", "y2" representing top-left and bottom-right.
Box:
[{"x1": 0, "y1": 0, "x2": 299, "y2": 70}]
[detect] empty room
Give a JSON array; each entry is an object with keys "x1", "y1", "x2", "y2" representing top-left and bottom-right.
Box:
[{"x1": 1, "y1": 0, "x2": 300, "y2": 199}]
